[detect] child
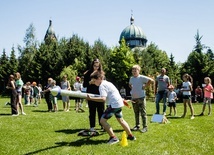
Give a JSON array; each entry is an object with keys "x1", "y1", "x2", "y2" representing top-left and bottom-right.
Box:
[
  {"x1": 51, "y1": 80, "x2": 58, "y2": 112},
  {"x1": 199, "y1": 77, "x2": 213, "y2": 116},
  {"x1": 129, "y1": 65, "x2": 153, "y2": 133},
  {"x1": 167, "y1": 85, "x2": 177, "y2": 116},
  {"x1": 86, "y1": 70, "x2": 136, "y2": 145},
  {"x1": 32, "y1": 82, "x2": 40, "y2": 107},
  {"x1": 180, "y1": 73, "x2": 195, "y2": 119}
]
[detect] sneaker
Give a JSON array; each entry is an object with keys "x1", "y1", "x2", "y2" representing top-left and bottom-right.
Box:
[
  {"x1": 12, "y1": 114, "x2": 19, "y2": 116},
  {"x1": 163, "y1": 112, "x2": 166, "y2": 115},
  {"x1": 208, "y1": 113, "x2": 211, "y2": 116},
  {"x1": 21, "y1": 112, "x2": 26, "y2": 115},
  {"x1": 127, "y1": 135, "x2": 136, "y2": 140},
  {"x1": 190, "y1": 116, "x2": 195, "y2": 119},
  {"x1": 132, "y1": 126, "x2": 140, "y2": 131},
  {"x1": 107, "y1": 137, "x2": 119, "y2": 145},
  {"x1": 89, "y1": 127, "x2": 96, "y2": 132},
  {"x1": 199, "y1": 112, "x2": 204, "y2": 116},
  {"x1": 141, "y1": 127, "x2": 148, "y2": 133}
]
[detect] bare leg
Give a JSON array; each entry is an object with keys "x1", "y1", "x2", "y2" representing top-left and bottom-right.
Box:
[
  {"x1": 187, "y1": 100, "x2": 194, "y2": 116},
  {"x1": 116, "y1": 117, "x2": 132, "y2": 135},
  {"x1": 100, "y1": 118, "x2": 115, "y2": 137}
]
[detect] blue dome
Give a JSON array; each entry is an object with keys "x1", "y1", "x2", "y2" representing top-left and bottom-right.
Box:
[
  {"x1": 119, "y1": 24, "x2": 147, "y2": 41},
  {"x1": 119, "y1": 15, "x2": 147, "y2": 48}
]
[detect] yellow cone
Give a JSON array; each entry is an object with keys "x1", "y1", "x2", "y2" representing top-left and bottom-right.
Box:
[{"x1": 120, "y1": 131, "x2": 128, "y2": 147}]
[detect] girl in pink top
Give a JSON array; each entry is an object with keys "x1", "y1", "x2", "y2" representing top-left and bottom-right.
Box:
[{"x1": 199, "y1": 77, "x2": 213, "y2": 116}]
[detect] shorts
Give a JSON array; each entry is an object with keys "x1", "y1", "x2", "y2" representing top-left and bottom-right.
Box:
[
  {"x1": 102, "y1": 106, "x2": 122, "y2": 119},
  {"x1": 168, "y1": 102, "x2": 176, "y2": 107},
  {"x1": 182, "y1": 95, "x2": 191, "y2": 100}
]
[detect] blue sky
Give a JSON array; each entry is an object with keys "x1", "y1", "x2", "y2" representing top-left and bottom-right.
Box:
[{"x1": 0, "y1": 0, "x2": 213, "y2": 63}]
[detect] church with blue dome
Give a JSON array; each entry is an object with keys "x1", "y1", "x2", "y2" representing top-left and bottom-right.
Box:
[{"x1": 119, "y1": 14, "x2": 147, "y2": 49}]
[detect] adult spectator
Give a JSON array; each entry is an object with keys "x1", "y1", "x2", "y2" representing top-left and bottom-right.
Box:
[
  {"x1": 6, "y1": 75, "x2": 18, "y2": 116},
  {"x1": 60, "y1": 75, "x2": 71, "y2": 111},
  {"x1": 83, "y1": 58, "x2": 105, "y2": 131},
  {"x1": 43, "y1": 78, "x2": 53, "y2": 112},
  {"x1": 154, "y1": 68, "x2": 170, "y2": 115}
]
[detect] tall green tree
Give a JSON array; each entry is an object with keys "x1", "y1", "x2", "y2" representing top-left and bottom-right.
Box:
[
  {"x1": 8, "y1": 47, "x2": 18, "y2": 75},
  {"x1": 193, "y1": 30, "x2": 208, "y2": 53},
  {"x1": 0, "y1": 49, "x2": 10, "y2": 92},
  {"x1": 168, "y1": 53, "x2": 180, "y2": 86},
  {"x1": 18, "y1": 23, "x2": 38, "y2": 82},
  {"x1": 107, "y1": 38, "x2": 135, "y2": 89}
]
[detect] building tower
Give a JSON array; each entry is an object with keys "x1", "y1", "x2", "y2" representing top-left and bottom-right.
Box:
[
  {"x1": 44, "y1": 20, "x2": 57, "y2": 42},
  {"x1": 119, "y1": 14, "x2": 147, "y2": 49}
]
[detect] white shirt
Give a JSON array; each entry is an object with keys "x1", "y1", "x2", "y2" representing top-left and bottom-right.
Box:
[
  {"x1": 182, "y1": 81, "x2": 192, "y2": 95},
  {"x1": 99, "y1": 80, "x2": 124, "y2": 108},
  {"x1": 168, "y1": 91, "x2": 177, "y2": 102}
]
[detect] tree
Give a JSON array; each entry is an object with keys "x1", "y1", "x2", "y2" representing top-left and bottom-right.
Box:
[
  {"x1": 107, "y1": 38, "x2": 135, "y2": 89},
  {"x1": 18, "y1": 23, "x2": 38, "y2": 82},
  {"x1": 193, "y1": 30, "x2": 208, "y2": 53},
  {"x1": 168, "y1": 53, "x2": 180, "y2": 86},
  {"x1": 0, "y1": 49, "x2": 10, "y2": 92},
  {"x1": 7, "y1": 47, "x2": 18, "y2": 75}
]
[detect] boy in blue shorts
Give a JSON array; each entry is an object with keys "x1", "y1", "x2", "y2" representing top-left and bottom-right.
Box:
[{"x1": 87, "y1": 71, "x2": 136, "y2": 145}]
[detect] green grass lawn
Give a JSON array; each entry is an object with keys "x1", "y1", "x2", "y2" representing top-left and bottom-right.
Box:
[{"x1": 0, "y1": 97, "x2": 213, "y2": 155}]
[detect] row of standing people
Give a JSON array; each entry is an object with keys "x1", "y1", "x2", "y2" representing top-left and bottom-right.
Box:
[
  {"x1": 42, "y1": 76, "x2": 86, "y2": 113},
  {"x1": 155, "y1": 69, "x2": 213, "y2": 119}
]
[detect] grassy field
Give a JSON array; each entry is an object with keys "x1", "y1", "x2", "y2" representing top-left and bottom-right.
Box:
[{"x1": 0, "y1": 97, "x2": 213, "y2": 155}]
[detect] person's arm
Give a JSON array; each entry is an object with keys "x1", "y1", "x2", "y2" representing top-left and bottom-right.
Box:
[
  {"x1": 67, "y1": 81, "x2": 71, "y2": 90},
  {"x1": 86, "y1": 94, "x2": 106, "y2": 102},
  {"x1": 6, "y1": 81, "x2": 16, "y2": 90},
  {"x1": 144, "y1": 79, "x2": 153, "y2": 88},
  {"x1": 43, "y1": 87, "x2": 51, "y2": 93},
  {"x1": 154, "y1": 80, "x2": 158, "y2": 95}
]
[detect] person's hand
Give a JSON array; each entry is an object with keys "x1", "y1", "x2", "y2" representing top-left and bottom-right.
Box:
[
  {"x1": 6, "y1": 86, "x2": 9, "y2": 89},
  {"x1": 89, "y1": 80, "x2": 94, "y2": 85},
  {"x1": 86, "y1": 94, "x2": 91, "y2": 100}
]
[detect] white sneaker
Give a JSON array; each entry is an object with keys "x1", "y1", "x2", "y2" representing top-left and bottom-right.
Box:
[
  {"x1": 141, "y1": 127, "x2": 148, "y2": 133},
  {"x1": 12, "y1": 114, "x2": 19, "y2": 116},
  {"x1": 190, "y1": 116, "x2": 195, "y2": 119},
  {"x1": 107, "y1": 137, "x2": 119, "y2": 145},
  {"x1": 21, "y1": 112, "x2": 26, "y2": 115}
]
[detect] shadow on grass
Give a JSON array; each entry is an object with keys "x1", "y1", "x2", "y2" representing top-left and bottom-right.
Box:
[
  {"x1": 31, "y1": 110, "x2": 49, "y2": 113},
  {"x1": 55, "y1": 128, "x2": 83, "y2": 134},
  {"x1": 24, "y1": 138, "x2": 107, "y2": 155},
  {"x1": 166, "y1": 116, "x2": 182, "y2": 119},
  {"x1": 0, "y1": 113, "x2": 11, "y2": 116}
]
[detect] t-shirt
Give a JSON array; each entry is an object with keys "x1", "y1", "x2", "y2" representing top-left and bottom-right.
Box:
[
  {"x1": 156, "y1": 75, "x2": 170, "y2": 91},
  {"x1": 182, "y1": 81, "x2": 191, "y2": 95},
  {"x1": 73, "y1": 82, "x2": 82, "y2": 91},
  {"x1": 168, "y1": 91, "x2": 177, "y2": 102},
  {"x1": 15, "y1": 79, "x2": 24, "y2": 92},
  {"x1": 99, "y1": 80, "x2": 124, "y2": 108},
  {"x1": 129, "y1": 75, "x2": 150, "y2": 99},
  {"x1": 204, "y1": 84, "x2": 213, "y2": 99}
]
